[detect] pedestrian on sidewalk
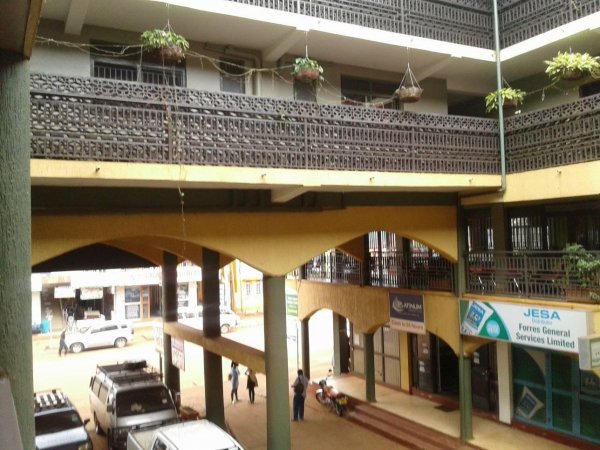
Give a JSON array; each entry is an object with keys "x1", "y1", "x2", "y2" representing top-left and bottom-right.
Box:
[
  {"x1": 245, "y1": 368, "x2": 258, "y2": 404},
  {"x1": 291, "y1": 369, "x2": 309, "y2": 421},
  {"x1": 58, "y1": 329, "x2": 68, "y2": 357},
  {"x1": 229, "y1": 361, "x2": 240, "y2": 404}
]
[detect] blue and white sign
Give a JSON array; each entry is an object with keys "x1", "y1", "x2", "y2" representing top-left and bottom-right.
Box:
[
  {"x1": 389, "y1": 293, "x2": 425, "y2": 334},
  {"x1": 460, "y1": 299, "x2": 591, "y2": 353}
]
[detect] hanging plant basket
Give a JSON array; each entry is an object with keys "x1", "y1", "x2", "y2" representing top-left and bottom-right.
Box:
[
  {"x1": 157, "y1": 44, "x2": 186, "y2": 62},
  {"x1": 141, "y1": 28, "x2": 189, "y2": 63},
  {"x1": 295, "y1": 67, "x2": 321, "y2": 83},
  {"x1": 396, "y1": 63, "x2": 423, "y2": 103},
  {"x1": 544, "y1": 51, "x2": 600, "y2": 82},
  {"x1": 292, "y1": 57, "x2": 323, "y2": 83},
  {"x1": 560, "y1": 69, "x2": 583, "y2": 81},
  {"x1": 396, "y1": 86, "x2": 424, "y2": 103}
]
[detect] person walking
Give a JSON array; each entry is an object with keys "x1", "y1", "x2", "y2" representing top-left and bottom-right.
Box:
[
  {"x1": 58, "y1": 328, "x2": 68, "y2": 356},
  {"x1": 291, "y1": 369, "x2": 309, "y2": 421},
  {"x1": 229, "y1": 361, "x2": 240, "y2": 404},
  {"x1": 245, "y1": 368, "x2": 258, "y2": 404}
]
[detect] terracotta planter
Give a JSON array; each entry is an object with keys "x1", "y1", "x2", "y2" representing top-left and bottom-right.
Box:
[
  {"x1": 397, "y1": 86, "x2": 423, "y2": 103},
  {"x1": 560, "y1": 69, "x2": 583, "y2": 81},
  {"x1": 295, "y1": 68, "x2": 321, "y2": 83},
  {"x1": 157, "y1": 44, "x2": 185, "y2": 62}
]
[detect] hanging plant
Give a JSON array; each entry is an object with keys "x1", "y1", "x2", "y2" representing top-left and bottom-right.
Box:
[
  {"x1": 485, "y1": 87, "x2": 526, "y2": 112},
  {"x1": 292, "y1": 57, "x2": 323, "y2": 83},
  {"x1": 395, "y1": 63, "x2": 423, "y2": 103},
  {"x1": 141, "y1": 28, "x2": 189, "y2": 62},
  {"x1": 544, "y1": 51, "x2": 600, "y2": 82}
]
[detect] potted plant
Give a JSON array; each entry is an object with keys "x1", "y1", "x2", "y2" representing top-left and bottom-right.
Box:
[
  {"x1": 485, "y1": 87, "x2": 526, "y2": 112},
  {"x1": 544, "y1": 51, "x2": 600, "y2": 82},
  {"x1": 141, "y1": 29, "x2": 189, "y2": 62},
  {"x1": 562, "y1": 243, "x2": 600, "y2": 302},
  {"x1": 292, "y1": 57, "x2": 323, "y2": 83}
]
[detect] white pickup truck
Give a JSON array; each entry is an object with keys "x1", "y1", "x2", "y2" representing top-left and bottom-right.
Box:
[{"x1": 127, "y1": 420, "x2": 245, "y2": 450}]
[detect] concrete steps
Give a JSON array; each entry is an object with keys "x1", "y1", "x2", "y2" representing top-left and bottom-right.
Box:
[{"x1": 347, "y1": 403, "x2": 482, "y2": 450}]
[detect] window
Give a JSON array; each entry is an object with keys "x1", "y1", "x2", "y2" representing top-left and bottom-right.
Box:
[
  {"x1": 341, "y1": 76, "x2": 400, "y2": 109},
  {"x1": 220, "y1": 59, "x2": 246, "y2": 94},
  {"x1": 98, "y1": 384, "x2": 109, "y2": 403},
  {"x1": 294, "y1": 81, "x2": 317, "y2": 102},
  {"x1": 91, "y1": 41, "x2": 186, "y2": 87}
]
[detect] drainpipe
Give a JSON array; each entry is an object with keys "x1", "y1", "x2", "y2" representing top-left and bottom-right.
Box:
[{"x1": 492, "y1": 0, "x2": 506, "y2": 192}]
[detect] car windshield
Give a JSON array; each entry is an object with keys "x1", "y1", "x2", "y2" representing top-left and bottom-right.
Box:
[
  {"x1": 116, "y1": 386, "x2": 174, "y2": 417},
  {"x1": 35, "y1": 410, "x2": 83, "y2": 435}
]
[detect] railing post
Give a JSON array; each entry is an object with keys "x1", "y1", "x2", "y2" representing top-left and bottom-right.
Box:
[{"x1": 523, "y1": 252, "x2": 529, "y2": 297}]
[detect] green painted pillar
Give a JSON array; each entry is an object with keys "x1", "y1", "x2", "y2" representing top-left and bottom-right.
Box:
[
  {"x1": 0, "y1": 50, "x2": 33, "y2": 450},
  {"x1": 263, "y1": 275, "x2": 291, "y2": 450},
  {"x1": 364, "y1": 332, "x2": 376, "y2": 402},
  {"x1": 332, "y1": 313, "x2": 349, "y2": 375},
  {"x1": 301, "y1": 318, "x2": 310, "y2": 380},
  {"x1": 202, "y1": 247, "x2": 225, "y2": 428},
  {"x1": 459, "y1": 347, "x2": 473, "y2": 442},
  {"x1": 162, "y1": 252, "x2": 180, "y2": 394}
]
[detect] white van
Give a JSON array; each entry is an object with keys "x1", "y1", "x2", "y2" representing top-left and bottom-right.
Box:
[
  {"x1": 65, "y1": 320, "x2": 133, "y2": 353},
  {"x1": 177, "y1": 305, "x2": 240, "y2": 334}
]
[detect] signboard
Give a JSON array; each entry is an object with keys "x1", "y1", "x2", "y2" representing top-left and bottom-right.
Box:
[
  {"x1": 54, "y1": 286, "x2": 75, "y2": 298},
  {"x1": 80, "y1": 287, "x2": 103, "y2": 300},
  {"x1": 153, "y1": 323, "x2": 164, "y2": 353},
  {"x1": 459, "y1": 299, "x2": 590, "y2": 353},
  {"x1": 171, "y1": 338, "x2": 185, "y2": 371},
  {"x1": 389, "y1": 293, "x2": 426, "y2": 334},
  {"x1": 579, "y1": 334, "x2": 600, "y2": 370},
  {"x1": 285, "y1": 289, "x2": 298, "y2": 317}
]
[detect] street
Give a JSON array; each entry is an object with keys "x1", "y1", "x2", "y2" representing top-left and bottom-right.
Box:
[{"x1": 33, "y1": 311, "x2": 403, "y2": 450}]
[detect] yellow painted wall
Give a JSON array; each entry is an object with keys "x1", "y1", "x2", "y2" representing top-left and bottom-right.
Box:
[{"x1": 32, "y1": 205, "x2": 457, "y2": 275}]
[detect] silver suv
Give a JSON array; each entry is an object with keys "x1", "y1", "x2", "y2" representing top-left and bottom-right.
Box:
[
  {"x1": 65, "y1": 320, "x2": 133, "y2": 353},
  {"x1": 89, "y1": 360, "x2": 178, "y2": 450}
]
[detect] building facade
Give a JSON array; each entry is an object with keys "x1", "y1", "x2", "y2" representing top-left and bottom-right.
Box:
[{"x1": 1, "y1": 0, "x2": 600, "y2": 448}]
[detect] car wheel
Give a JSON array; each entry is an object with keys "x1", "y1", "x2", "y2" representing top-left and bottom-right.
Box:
[
  {"x1": 114, "y1": 337, "x2": 127, "y2": 348},
  {"x1": 220, "y1": 324, "x2": 230, "y2": 334},
  {"x1": 94, "y1": 413, "x2": 104, "y2": 436},
  {"x1": 70, "y1": 342, "x2": 84, "y2": 353}
]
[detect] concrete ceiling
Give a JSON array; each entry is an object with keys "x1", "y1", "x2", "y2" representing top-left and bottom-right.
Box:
[{"x1": 0, "y1": 0, "x2": 43, "y2": 57}]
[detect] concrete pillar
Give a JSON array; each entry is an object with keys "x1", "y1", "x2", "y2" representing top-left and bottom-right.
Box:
[
  {"x1": 364, "y1": 332, "x2": 376, "y2": 402},
  {"x1": 162, "y1": 252, "x2": 180, "y2": 394},
  {"x1": 202, "y1": 248, "x2": 225, "y2": 428},
  {"x1": 301, "y1": 318, "x2": 310, "y2": 380},
  {"x1": 496, "y1": 341, "x2": 512, "y2": 424},
  {"x1": 332, "y1": 312, "x2": 349, "y2": 375},
  {"x1": 459, "y1": 343, "x2": 473, "y2": 442},
  {"x1": 263, "y1": 275, "x2": 291, "y2": 450},
  {"x1": 0, "y1": 50, "x2": 33, "y2": 450}
]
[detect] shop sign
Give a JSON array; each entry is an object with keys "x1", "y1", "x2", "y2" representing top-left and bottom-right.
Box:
[
  {"x1": 171, "y1": 338, "x2": 185, "y2": 371},
  {"x1": 80, "y1": 287, "x2": 103, "y2": 300},
  {"x1": 389, "y1": 293, "x2": 425, "y2": 334},
  {"x1": 286, "y1": 289, "x2": 298, "y2": 317},
  {"x1": 460, "y1": 299, "x2": 591, "y2": 353},
  {"x1": 579, "y1": 334, "x2": 600, "y2": 370},
  {"x1": 153, "y1": 323, "x2": 163, "y2": 353},
  {"x1": 54, "y1": 286, "x2": 75, "y2": 298}
]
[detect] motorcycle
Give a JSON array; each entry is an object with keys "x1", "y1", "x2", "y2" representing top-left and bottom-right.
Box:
[{"x1": 315, "y1": 378, "x2": 348, "y2": 416}]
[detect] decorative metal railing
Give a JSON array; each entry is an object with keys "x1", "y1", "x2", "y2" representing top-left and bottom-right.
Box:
[
  {"x1": 466, "y1": 250, "x2": 600, "y2": 302},
  {"x1": 504, "y1": 93, "x2": 600, "y2": 173},
  {"x1": 30, "y1": 73, "x2": 499, "y2": 175},
  {"x1": 304, "y1": 249, "x2": 454, "y2": 292},
  {"x1": 226, "y1": 0, "x2": 600, "y2": 49}
]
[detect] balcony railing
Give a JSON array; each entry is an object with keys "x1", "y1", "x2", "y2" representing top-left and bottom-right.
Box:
[
  {"x1": 504, "y1": 93, "x2": 600, "y2": 173},
  {"x1": 466, "y1": 250, "x2": 600, "y2": 302},
  {"x1": 226, "y1": 0, "x2": 600, "y2": 49},
  {"x1": 304, "y1": 249, "x2": 454, "y2": 292},
  {"x1": 30, "y1": 73, "x2": 498, "y2": 175}
]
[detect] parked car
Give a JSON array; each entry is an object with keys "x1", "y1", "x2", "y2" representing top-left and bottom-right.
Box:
[
  {"x1": 127, "y1": 420, "x2": 244, "y2": 450},
  {"x1": 90, "y1": 360, "x2": 178, "y2": 450},
  {"x1": 34, "y1": 389, "x2": 93, "y2": 450},
  {"x1": 65, "y1": 320, "x2": 133, "y2": 353},
  {"x1": 178, "y1": 305, "x2": 240, "y2": 334}
]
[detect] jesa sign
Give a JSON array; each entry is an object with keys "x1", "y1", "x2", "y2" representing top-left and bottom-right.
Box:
[{"x1": 460, "y1": 300, "x2": 591, "y2": 353}]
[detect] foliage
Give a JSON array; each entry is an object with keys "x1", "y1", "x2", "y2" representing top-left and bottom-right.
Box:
[
  {"x1": 292, "y1": 57, "x2": 323, "y2": 79},
  {"x1": 140, "y1": 29, "x2": 189, "y2": 53},
  {"x1": 484, "y1": 87, "x2": 526, "y2": 112},
  {"x1": 563, "y1": 243, "x2": 600, "y2": 302},
  {"x1": 544, "y1": 51, "x2": 600, "y2": 82}
]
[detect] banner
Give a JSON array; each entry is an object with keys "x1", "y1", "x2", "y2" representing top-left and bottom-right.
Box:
[
  {"x1": 460, "y1": 299, "x2": 591, "y2": 353},
  {"x1": 171, "y1": 338, "x2": 185, "y2": 371},
  {"x1": 389, "y1": 293, "x2": 425, "y2": 334}
]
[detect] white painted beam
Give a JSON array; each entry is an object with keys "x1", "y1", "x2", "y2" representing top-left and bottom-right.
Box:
[
  {"x1": 262, "y1": 28, "x2": 306, "y2": 63},
  {"x1": 64, "y1": 0, "x2": 91, "y2": 35},
  {"x1": 271, "y1": 187, "x2": 309, "y2": 203}
]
